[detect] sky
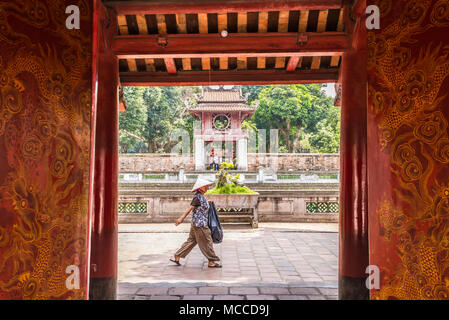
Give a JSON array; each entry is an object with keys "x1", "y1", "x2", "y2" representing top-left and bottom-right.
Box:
[{"x1": 322, "y1": 83, "x2": 336, "y2": 98}]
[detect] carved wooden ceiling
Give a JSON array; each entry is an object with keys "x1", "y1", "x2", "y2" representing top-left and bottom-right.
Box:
[{"x1": 104, "y1": 0, "x2": 347, "y2": 86}]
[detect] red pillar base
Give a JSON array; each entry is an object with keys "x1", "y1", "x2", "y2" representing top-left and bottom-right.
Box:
[
  {"x1": 339, "y1": 275, "x2": 369, "y2": 300},
  {"x1": 89, "y1": 278, "x2": 117, "y2": 300}
]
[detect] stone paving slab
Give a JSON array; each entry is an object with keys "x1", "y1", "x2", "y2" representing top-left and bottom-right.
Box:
[
  {"x1": 278, "y1": 295, "x2": 308, "y2": 300},
  {"x1": 137, "y1": 287, "x2": 168, "y2": 295},
  {"x1": 260, "y1": 287, "x2": 290, "y2": 295},
  {"x1": 247, "y1": 295, "x2": 277, "y2": 300},
  {"x1": 229, "y1": 287, "x2": 259, "y2": 295},
  {"x1": 182, "y1": 295, "x2": 213, "y2": 300},
  {"x1": 214, "y1": 295, "x2": 245, "y2": 300}
]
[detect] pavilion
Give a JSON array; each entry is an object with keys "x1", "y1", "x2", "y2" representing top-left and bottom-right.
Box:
[{"x1": 188, "y1": 86, "x2": 256, "y2": 171}]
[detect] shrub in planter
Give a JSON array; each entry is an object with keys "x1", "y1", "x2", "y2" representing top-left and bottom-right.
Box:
[{"x1": 206, "y1": 162, "x2": 257, "y2": 195}]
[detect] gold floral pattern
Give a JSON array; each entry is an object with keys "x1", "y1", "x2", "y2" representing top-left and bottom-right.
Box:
[
  {"x1": 368, "y1": 0, "x2": 449, "y2": 299},
  {"x1": 0, "y1": 0, "x2": 93, "y2": 299}
]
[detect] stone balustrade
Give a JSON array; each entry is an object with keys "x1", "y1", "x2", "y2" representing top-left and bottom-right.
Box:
[
  {"x1": 119, "y1": 169, "x2": 339, "y2": 184},
  {"x1": 118, "y1": 181, "x2": 339, "y2": 224}
]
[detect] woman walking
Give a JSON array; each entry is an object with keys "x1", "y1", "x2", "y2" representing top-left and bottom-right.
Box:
[{"x1": 170, "y1": 177, "x2": 222, "y2": 268}]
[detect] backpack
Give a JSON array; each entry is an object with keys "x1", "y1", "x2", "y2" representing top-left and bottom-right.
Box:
[{"x1": 207, "y1": 202, "x2": 223, "y2": 244}]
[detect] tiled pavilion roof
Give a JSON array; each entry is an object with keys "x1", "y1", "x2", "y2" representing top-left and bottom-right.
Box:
[{"x1": 188, "y1": 86, "x2": 257, "y2": 113}]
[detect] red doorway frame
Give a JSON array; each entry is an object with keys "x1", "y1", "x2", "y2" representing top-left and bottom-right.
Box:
[{"x1": 90, "y1": 0, "x2": 369, "y2": 300}]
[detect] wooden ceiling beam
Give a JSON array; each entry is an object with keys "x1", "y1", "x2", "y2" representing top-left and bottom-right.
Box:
[
  {"x1": 237, "y1": 13, "x2": 247, "y2": 70},
  {"x1": 117, "y1": 15, "x2": 138, "y2": 72},
  {"x1": 257, "y1": 11, "x2": 268, "y2": 69},
  {"x1": 286, "y1": 57, "x2": 300, "y2": 72},
  {"x1": 113, "y1": 32, "x2": 348, "y2": 59},
  {"x1": 197, "y1": 13, "x2": 210, "y2": 70},
  {"x1": 164, "y1": 58, "x2": 177, "y2": 73},
  {"x1": 105, "y1": 0, "x2": 343, "y2": 15},
  {"x1": 217, "y1": 13, "x2": 228, "y2": 70},
  {"x1": 330, "y1": 7, "x2": 345, "y2": 67},
  {"x1": 310, "y1": 10, "x2": 328, "y2": 70},
  {"x1": 120, "y1": 69, "x2": 339, "y2": 86}
]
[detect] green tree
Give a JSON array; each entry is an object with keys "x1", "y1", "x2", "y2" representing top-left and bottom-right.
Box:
[
  {"x1": 302, "y1": 84, "x2": 335, "y2": 134},
  {"x1": 309, "y1": 105, "x2": 340, "y2": 153},
  {"x1": 242, "y1": 119, "x2": 258, "y2": 132},
  {"x1": 143, "y1": 87, "x2": 177, "y2": 152},
  {"x1": 119, "y1": 87, "x2": 147, "y2": 153},
  {"x1": 120, "y1": 86, "x2": 201, "y2": 153},
  {"x1": 242, "y1": 85, "x2": 268, "y2": 104},
  {"x1": 172, "y1": 86, "x2": 201, "y2": 151},
  {"x1": 249, "y1": 84, "x2": 339, "y2": 153},
  {"x1": 253, "y1": 85, "x2": 313, "y2": 153}
]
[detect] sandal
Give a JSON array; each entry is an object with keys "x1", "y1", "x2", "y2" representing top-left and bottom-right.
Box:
[
  {"x1": 169, "y1": 258, "x2": 181, "y2": 266},
  {"x1": 208, "y1": 263, "x2": 222, "y2": 268}
]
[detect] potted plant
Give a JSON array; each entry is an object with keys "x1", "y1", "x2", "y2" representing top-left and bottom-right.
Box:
[{"x1": 205, "y1": 162, "x2": 259, "y2": 227}]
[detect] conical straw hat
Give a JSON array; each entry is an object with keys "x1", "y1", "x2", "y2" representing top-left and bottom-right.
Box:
[{"x1": 191, "y1": 177, "x2": 214, "y2": 192}]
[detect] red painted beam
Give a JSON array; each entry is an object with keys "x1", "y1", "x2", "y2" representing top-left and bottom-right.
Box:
[
  {"x1": 286, "y1": 57, "x2": 300, "y2": 72},
  {"x1": 113, "y1": 32, "x2": 348, "y2": 59},
  {"x1": 120, "y1": 69, "x2": 339, "y2": 86},
  {"x1": 104, "y1": 0, "x2": 342, "y2": 14},
  {"x1": 164, "y1": 58, "x2": 177, "y2": 73}
]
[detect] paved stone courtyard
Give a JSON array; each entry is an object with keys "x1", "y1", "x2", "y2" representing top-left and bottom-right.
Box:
[{"x1": 118, "y1": 223, "x2": 338, "y2": 300}]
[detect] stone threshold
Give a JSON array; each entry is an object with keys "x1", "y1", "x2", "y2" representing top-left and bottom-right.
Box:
[{"x1": 118, "y1": 282, "x2": 338, "y2": 300}]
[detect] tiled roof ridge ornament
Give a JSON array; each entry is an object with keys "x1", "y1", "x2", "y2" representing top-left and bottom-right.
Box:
[
  {"x1": 202, "y1": 85, "x2": 239, "y2": 92},
  {"x1": 196, "y1": 85, "x2": 246, "y2": 104},
  {"x1": 188, "y1": 85, "x2": 256, "y2": 113}
]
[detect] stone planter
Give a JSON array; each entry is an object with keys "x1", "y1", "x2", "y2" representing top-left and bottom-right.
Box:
[{"x1": 205, "y1": 193, "x2": 260, "y2": 228}]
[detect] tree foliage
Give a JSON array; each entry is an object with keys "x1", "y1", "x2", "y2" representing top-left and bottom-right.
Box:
[
  {"x1": 251, "y1": 84, "x2": 339, "y2": 153},
  {"x1": 308, "y1": 105, "x2": 341, "y2": 153},
  {"x1": 119, "y1": 87, "x2": 147, "y2": 153},
  {"x1": 241, "y1": 85, "x2": 268, "y2": 104},
  {"x1": 119, "y1": 84, "x2": 340, "y2": 154},
  {"x1": 119, "y1": 86, "x2": 200, "y2": 153}
]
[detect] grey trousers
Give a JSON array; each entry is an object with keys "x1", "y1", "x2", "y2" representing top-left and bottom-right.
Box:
[{"x1": 175, "y1": 225, "x2": 220, "y2": 262}]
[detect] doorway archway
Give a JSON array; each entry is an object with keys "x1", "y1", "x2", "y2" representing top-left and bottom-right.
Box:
[{"x1": 91, "y1": 0, "x2": 368, "y2": 300}]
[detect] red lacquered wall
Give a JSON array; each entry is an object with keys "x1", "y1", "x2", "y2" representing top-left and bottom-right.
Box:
[
  {"x1": 0, "y1": 0, "x2": 95, "y2": 299},
  {"x1": 367, "y1": 0, "x2": 449, "y2": 299}
]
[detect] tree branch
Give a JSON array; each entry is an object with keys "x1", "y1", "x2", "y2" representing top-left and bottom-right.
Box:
[{"x1": 119, "y1": 129, "x2": 147, "y2": 142}]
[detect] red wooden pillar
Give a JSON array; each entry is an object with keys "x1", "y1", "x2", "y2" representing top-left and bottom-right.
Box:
[
  {"x1": 90, "y1": 52, "x2": 119, "y2": 300},
  {"x1": 89, "y1": 6, "x2": 119, "y2": 300},
  {"x1": 338, "y1": 0, "x2": 369, "y2": 300}
]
